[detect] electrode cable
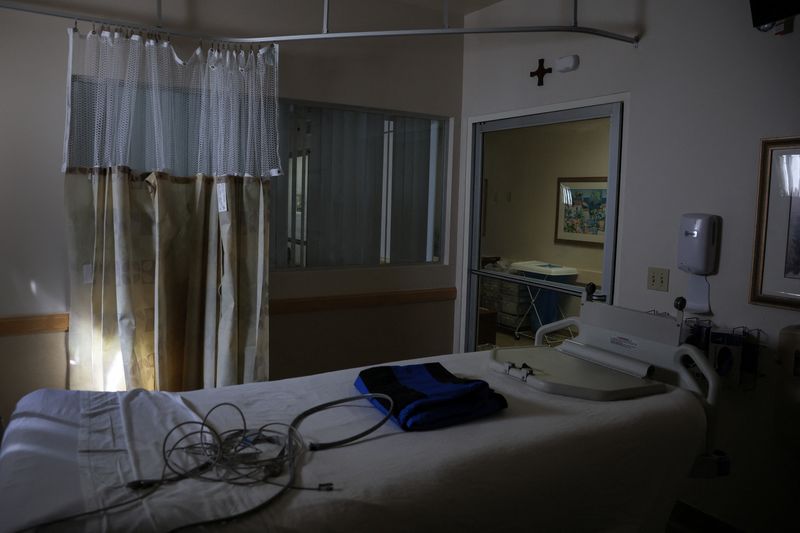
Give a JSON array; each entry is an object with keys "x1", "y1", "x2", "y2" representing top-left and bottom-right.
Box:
[{"x1": 19, "y1": 392, "x2": 394, "y2": 532}]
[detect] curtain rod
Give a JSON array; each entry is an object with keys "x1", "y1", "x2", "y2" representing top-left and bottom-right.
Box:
[{"x1": 0, "y1": 1, "x2": 640, "y2": 46}]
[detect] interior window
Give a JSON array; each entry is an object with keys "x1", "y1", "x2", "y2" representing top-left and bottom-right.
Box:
[
  {"x1": 466, "y1": 103, "x2": 623, "y2": 351},
  {"x1": 271, "y1": 101, "x2": 448, "y2": 270}
]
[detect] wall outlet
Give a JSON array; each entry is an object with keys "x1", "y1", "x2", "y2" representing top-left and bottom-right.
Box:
[{"x1": 647, "y1": 267, "x2": 669, "y2": 291}]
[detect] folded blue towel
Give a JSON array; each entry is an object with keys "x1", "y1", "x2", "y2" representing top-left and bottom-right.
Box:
[{"x1": 354, "y1": 363, "x2": 507, "y2": 431}]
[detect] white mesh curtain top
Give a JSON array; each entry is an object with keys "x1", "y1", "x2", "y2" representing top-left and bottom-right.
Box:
[{"x1": 63, "y1": 29, "x2": 281, "y2": 177}]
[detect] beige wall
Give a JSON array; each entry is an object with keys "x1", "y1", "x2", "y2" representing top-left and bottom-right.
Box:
[
  {"x1": 271, "y1": 301, "x2": 454, "y2": 379},
  {"x1": 0, "y1": 1, "x2": 464, "y2": 414},
  {"x1": 0, "y1": 333, "x2": 67, "y2": 421},
  {"x1": 482, "y1": 118, "x2": 608, "y2": 285},
  {"x1": 461, "y1": 0, "x2": 799, "y2": 529}
]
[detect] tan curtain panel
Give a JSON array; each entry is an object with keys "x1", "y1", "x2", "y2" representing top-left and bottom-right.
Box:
[
  {"x1": 65, "y1": 168, "x2": 270, "y2": 391},
  {"x1": 62, "y1": 30, "x2": 279, "y2": 391}
]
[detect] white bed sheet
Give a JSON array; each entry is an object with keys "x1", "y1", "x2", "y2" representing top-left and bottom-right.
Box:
[{"x1": 0, "y1": 351, "x2": 706, "y2": 532}]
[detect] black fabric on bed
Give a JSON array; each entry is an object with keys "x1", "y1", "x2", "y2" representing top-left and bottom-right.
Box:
[{"x1": 354, "y1": 362, "x2": 507, "y2": 431}]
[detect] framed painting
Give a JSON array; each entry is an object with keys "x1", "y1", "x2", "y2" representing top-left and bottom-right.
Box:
[
  {"x1": 554, "y1": 177, "x2": 608, "y2": 246},
  {"x1": 751, "y1": 137, "x2": 800, "y2": 309}
]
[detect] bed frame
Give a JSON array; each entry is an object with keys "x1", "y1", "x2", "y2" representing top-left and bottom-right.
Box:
[{"x1": 0, "y1": 294, "x2": 720, "y2": 532}]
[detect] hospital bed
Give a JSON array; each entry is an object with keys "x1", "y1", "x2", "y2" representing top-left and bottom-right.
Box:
[{"x1": 0, "y1": 291, "x2": 718, "y2": 533}]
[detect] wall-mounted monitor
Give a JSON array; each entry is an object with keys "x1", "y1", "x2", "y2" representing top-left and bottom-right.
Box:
[{"x1": 750, "y1": 0, "x2": 800, "y2": 27}]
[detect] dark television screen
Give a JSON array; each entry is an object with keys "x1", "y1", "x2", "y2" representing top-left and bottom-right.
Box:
[{"x1": 750, "y1": 1, "x2": 800, "y2": 27}]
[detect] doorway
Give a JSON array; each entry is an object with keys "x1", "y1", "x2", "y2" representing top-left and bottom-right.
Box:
[{"x1": 465, "y1": 103, "x2": 623, "y2": 351}]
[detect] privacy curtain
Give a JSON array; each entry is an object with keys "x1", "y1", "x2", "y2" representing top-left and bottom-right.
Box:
[{"x1": 63, "y1": 29, "x2": 280, "y2": 391}]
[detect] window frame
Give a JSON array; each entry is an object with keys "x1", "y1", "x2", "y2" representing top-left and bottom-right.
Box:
[
  {"x1": 464, "y1": 102, "x2": 624, "y2": 351},
  {"x1": 272, "y1": 99, "x2": 451, "y2": 271}
]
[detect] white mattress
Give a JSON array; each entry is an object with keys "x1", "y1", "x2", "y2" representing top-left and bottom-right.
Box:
[{"x1": 0, "y1": 351, "x2": 706, "y2": 532}]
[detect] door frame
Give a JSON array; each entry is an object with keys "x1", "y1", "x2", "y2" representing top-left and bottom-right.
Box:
[{"x1": 455, "y1": 94, "x2": 629, "y2": 353}]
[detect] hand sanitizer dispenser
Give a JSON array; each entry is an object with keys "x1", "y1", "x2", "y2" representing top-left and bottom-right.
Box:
[
  {"x1": 678, "y1": 214, "x2": 721, "y2": 275},
  {"x1": 678, "y1": 213, "x2": 721, "y2": 314}
]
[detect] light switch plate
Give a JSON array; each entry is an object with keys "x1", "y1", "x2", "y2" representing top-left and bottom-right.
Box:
[{"x1": 647, "y1": 267, "x2": 669, "y2": 291}]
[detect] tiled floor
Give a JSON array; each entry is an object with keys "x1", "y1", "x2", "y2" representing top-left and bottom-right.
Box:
[{"x1": 495, "y1": 330, "x2": 535, "y2": 347}]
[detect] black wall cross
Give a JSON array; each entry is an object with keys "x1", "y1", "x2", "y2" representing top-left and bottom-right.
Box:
[{"x1": 530, "y1": 58, "x2": 552, "y2": 86}]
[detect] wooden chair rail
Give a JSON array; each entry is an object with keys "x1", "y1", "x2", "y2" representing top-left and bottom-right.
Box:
[{"x1": 0, "y1": 287, "x2": 457, "y2": 335}]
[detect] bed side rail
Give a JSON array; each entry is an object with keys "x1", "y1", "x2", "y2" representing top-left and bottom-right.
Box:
[
  {"x1": 673, "y1": 344, "x2": 719, "y2": 408},
  {"x1": 534, "y1": 317, "x2": 581, "y2": 346}
]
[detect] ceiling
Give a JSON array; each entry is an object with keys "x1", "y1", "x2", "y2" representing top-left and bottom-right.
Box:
[{"x1": 390, "y1": 0, "x2": 505, "y2": 16}]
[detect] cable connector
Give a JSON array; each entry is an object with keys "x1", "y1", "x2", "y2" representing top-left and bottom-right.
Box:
[
  {"x1": 262, "y1": 462, "x2": 284, "y2": 479},
  {"x1": 126, "y1": 479, "x2": 161, "y2": 490}
]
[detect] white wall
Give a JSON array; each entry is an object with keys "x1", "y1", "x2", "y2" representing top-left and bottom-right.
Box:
[
  {"x1": 0, "y1": 11, "x2": 70, "y2": 316},
  {"x1": 462, "y1": 0, "x2": 800, "y2": 339},
  {"x1": 461, "y1": 0, "x2": 799, "y2": 529}
]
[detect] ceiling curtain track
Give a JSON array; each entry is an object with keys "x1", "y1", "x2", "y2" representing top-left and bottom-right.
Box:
[{"x1": 0, "y1": 0, "x2": 640, "y2": 46}]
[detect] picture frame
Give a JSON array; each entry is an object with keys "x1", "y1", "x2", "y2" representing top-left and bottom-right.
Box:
[
  {"x1": 751, "y1": 137, "x2": 800, "y2": 309},
  {"x1": 554, "y1": 177, "x2": 608, "y2": 246}
]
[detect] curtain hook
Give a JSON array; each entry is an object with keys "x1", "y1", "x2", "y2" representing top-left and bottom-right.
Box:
[{"x1": 73, "y1": 19, "x2": 78, "y2": 33}]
